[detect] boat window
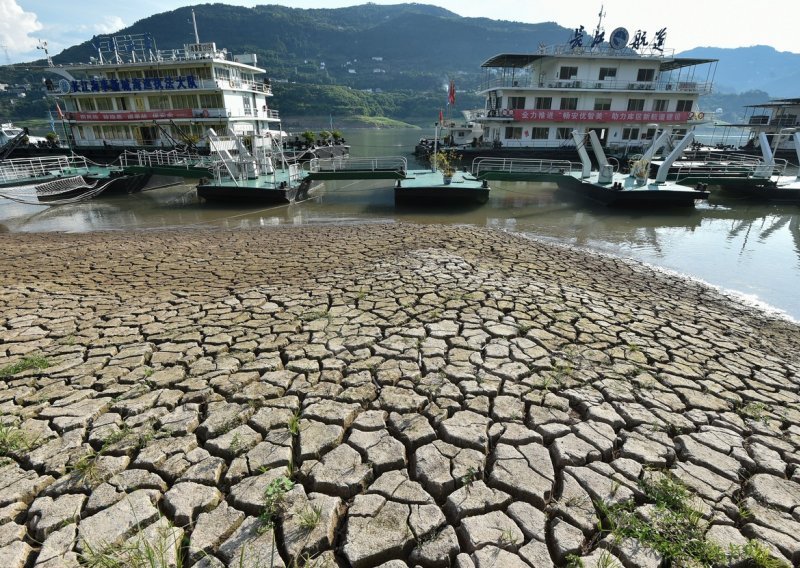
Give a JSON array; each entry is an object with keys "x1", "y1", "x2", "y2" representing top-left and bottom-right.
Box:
[
  {"x1": 115, "y1": 97, "x2": 128, "y2": 111},
  {"x1": 79, "y1": 99, "x2": 97, "y2": 111},
  {"x1": 676, "y1": 100, "x2": 693, "y2": 112},
  {"x1": 531, "y1": 127, "x2": 549, "y2": 139},
  {"x1": 636, "y1": 69, "x2": 655, "y2": 82},
  {"x1": 534, "y1": 97, "x2": 552, "y2": 110},
  {"x1": 172, "y1": 94, "x2": 198, "y2": 109},
  {"x1": 95, "y1": 98, "x2": 113, "y2": 111},
  {"x1": 627, "y1": 99, "x2": 645, "y2": 111},
  {"x1": 148, "y1": 95, "x2": 170, "y2": 110},
  {"x1": 559, "y1": 66, "x2": 578, "y2": 79},
  {"x1": 622, "y1": 128, "x2": 640, "y2": 140},
  {"x1": 556, "y1": 127, "x2": 572, "y2": 139},
  {"x1": 594, "y1": 98, "x2": 611, "y2": 111},
  {"x1": 199, "y1": 94, "x2": 223, "y2": 108},
  {"x1": 598, "y1": 67, "x2": 617, "y2": 80},
  {"x1": 508, "y1": 96, "x2": 526, "y2": 110},
  {"x1": 504, "y1": 127, "x2": 522, "y2": 139},
  {"x1": 652, "y1": 99, "x2": 669, "y2": 112},
  {"x1": 560, "y1": 98, "x2": 578, "y2": 110}
]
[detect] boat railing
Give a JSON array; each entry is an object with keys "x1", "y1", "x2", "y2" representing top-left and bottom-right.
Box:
[
  {"x1": 672, "y1": 158, "x2": 790, "y2": 183},
  {"x1": 119, "y1": 149, "x2": 216, "y2": 170},
  {"x1": 0, "y1": 155, "x2": 90, "y2": 183},
  {"x1": 471, "y1": 157, "x2": 581, "y2": 177},
  {"x1": 306, "y1": 156, "x2": 408, "y2": 174},
  {"x1": 482, "y1": 77, "x2": 712, "y2": 94}
]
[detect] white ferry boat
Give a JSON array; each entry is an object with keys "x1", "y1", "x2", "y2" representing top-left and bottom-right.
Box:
[
  {"x1": 464, "y1": 13, "x2": 718, "y2": 162},
  {"x1": 719, "y1": 98, "x2": 800, "y2": 162},
  {"x1": 43, "y1": 24, "x2": 282, "y2": 160}
]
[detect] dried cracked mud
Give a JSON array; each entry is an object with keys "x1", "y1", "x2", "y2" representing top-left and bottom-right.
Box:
[{"x1": 0, "y1": 223, "x2": 798, "y2": 567}]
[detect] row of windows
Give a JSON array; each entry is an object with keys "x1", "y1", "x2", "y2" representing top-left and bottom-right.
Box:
[
  {"x1": 520, "y1": 97, "x2": 693, "y2": 112},
  {"x1": 559, "y1": 66, "x2": 656, "y2": 82},
  {"x1": 504, "y1": 126, "x2": 654, "y2": 141},
  {"x1": 77, "y1": 94, "x2": 223, "y2": 112}
]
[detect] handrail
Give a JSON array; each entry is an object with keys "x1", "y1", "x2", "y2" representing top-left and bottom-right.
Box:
[
  {"x1": 0, "y1": 155, "x2": 91, "y2": 183},
  {"x1": 471, "y1": 157, "x2": 581, "y2": 176},
  {"x1": 307, "y1": 156, "x2": 407, "y2": 173},
  {"x1": 671, "y1": 159, "x2": 789, "y2": 183}
]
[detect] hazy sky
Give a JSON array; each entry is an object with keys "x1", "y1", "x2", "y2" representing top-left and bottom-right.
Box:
[{"x1": 2, "y1": 0, "x2": 799, "y2": 64}]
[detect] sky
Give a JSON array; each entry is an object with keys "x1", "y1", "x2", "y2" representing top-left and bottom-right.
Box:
[{"x1": 2, "y1": 0, "x2": 799, "y2": 64}]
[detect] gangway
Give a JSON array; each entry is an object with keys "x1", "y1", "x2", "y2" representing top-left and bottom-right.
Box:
[
  {"x1": 304, "y1": 156, "x2": 407, "y2": 180},
  {"x1": 471, "y1": 157, "x2": 581, "y2": 181}
]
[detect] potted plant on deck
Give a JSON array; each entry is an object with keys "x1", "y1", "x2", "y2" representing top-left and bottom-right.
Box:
[{"x1": 430, "y1": 149, "x2": 459, "y2": 184}]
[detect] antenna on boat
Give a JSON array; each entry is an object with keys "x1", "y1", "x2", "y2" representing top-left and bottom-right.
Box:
[
  {"x1": 191, "y1": 9, "x2": 200, "y2": 44},
  {"x1": 594, "y1": 4, "x2": 606, "y2": 38}
]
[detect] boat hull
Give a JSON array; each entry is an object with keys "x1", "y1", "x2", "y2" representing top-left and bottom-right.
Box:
[
  {"x1": 394, "y1": 186, "x2": 489, "y2": 206},
  {"x1": 558, "y1": 176, "x2": 709, "y2": 207},
  {"x1": 197, "y1": 179, "x2": 311, "y2": 204},
  {"x1": 713, "y1": 179, "x2": 800, "y2": 202}
]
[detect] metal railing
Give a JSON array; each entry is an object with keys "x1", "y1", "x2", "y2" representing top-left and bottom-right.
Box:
[
  {"x1": 471, "y1": 157, "x2": 581, "y2": 177},
  {"x1": 672, "y1": 158, "x2": 790, "y2": 183},
  {"x1": 119, "y1": 149, "x2": 217, "y2": 170},
  {"x1": 482, "y1": 77, "x2": 713, "y2": 94},
  {"x1": 0, "y1": 155, "x2": 91, "y2": 183},
  {"x1": 307, "y1": 156, "x2": 407, "y2": 173}
]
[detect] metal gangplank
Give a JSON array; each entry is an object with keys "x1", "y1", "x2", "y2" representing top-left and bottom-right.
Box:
[
  {"x1": 304, "y1": 156, "x2": 408, "y2": 180},
  {"x1": 471, "y1": 157, "x2": 581, "y2": 181}
]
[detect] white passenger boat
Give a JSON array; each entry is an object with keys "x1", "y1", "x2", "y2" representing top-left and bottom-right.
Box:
[{"x1": 461, "y1": 11, "x2": 717, "y2": 163}]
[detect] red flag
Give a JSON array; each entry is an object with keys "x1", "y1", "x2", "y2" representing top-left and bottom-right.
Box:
[
  {"x1": 448, "y1": 80, "x2": 455, "y2": 106},
  {"x1": 439, "y1": 108, "x2": 443, "y2": 124},
  {"x1": 55, "y1": 102, "x2": 64, "y2": 119}
]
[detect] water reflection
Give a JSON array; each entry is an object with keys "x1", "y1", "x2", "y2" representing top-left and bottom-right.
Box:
[{"x1": 0, "y1": 128, "x2": 798, "y2": 321}]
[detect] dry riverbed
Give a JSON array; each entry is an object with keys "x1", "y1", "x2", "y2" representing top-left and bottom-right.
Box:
[{"x1": 0, "y1": 223, "x2": 798, "y2": 567}]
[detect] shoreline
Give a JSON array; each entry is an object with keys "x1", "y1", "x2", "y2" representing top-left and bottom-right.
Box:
[{"x1": 1, "y1": 223, "x2": 798, "y2": 567}]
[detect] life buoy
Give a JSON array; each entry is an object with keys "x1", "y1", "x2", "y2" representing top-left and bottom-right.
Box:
[
  {"x1": 201, "y1": 109, "x2": 209, "y2": 118},
  {"x1": 696, "y1": 112, "x2": 705, "y2": 120}
]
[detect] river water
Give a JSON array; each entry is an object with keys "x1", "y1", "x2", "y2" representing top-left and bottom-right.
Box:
[{"x1": 1, "y1": 128, "x2": 798, "y2": 321}]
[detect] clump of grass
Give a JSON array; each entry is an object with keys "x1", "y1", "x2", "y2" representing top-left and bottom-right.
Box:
[
  {"x1": 287, "y1": 411, "x2": 301, "y2": 436},
  {"x1": 79, "y1": 520, "x2": 183, "y2": 567},
  {"x1": 0, "y1": 355, "x2": 49, "y2": 378},
  {"x1": 599, "y1": 472, "x2": 789, "y2": 567},
  {"x1": 259, "y1": 475, "x2": 294, "y2": 531},
  {"x1": 738, "y1": 401, "x2": 770, "y2": 423},
  {"x1": 298, "y1": 504, "x2": 322, "y2": 531},
  {"x1": 0, "y1": 421, "x2": 38, "y2": 456},
  {"x1": 71, "y1": 450, "x2": 102, "y2": 484}
]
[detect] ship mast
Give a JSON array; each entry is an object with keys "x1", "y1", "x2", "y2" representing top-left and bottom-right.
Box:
[
  {"x1": 191, "y1": 9, "x2": 200, "y2": 44},
  {"x1": 593, "y1": 4, "x2": 606, "y2": 39}
]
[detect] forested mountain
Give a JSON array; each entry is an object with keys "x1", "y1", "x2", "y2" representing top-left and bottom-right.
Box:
[
  {"x1": 53, "y1": 3, "x2": 570, "y2": 93},
  {"x1": 1, "y1": 3, "x2": 797, "y2": 125},
  {"x1": 679, "y1": 45, "x2": 800, "y2": 98}
]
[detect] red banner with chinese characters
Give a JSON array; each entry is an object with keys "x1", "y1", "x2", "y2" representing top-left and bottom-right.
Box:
[
  {"x1": 67, "y1": 109, "x2": 195, "y2": 121},
  {"x1": 509, "y1": 109, "x2": 691, "y2": 123}
]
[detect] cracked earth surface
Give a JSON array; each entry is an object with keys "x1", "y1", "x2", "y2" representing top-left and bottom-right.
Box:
[{"x1": 0, "y1": 223, "x2": 798, "y2": 567}]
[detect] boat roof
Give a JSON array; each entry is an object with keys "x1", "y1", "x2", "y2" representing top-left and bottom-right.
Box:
[
  {"x1": 480, "y1": 52, "x2": 716, "y2": 71},
  {"x1": 744, "y1": 98, "x2": 800, "y2": 108}
]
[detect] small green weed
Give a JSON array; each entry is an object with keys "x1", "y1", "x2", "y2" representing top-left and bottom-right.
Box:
[
  {"x1": 0, "y1": 421, "x2": 38, "y2": 456},
  {"x1": 599, "y1": 472, "x2": 789, "y2": 567},
  {"x1": 259, "y1": 475, "x2": 294, "y2": 531},
  {"x1": 79, "y1": 519, "x2": 183, "y2": 567},
  {"x1": 287, "y1": 411, "x2": 301, "y2": 436},
  {"x1": 0, "y1": 355, "x2": 49, "y2": 378},
  {"x1": 298, "y1": 504, "x2": 322, "y2": 531}
]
